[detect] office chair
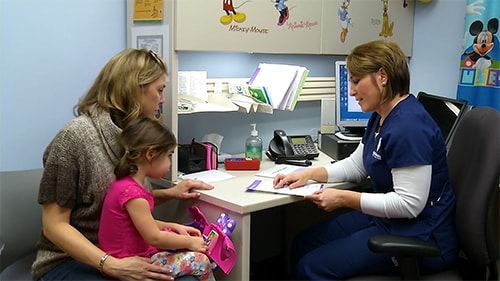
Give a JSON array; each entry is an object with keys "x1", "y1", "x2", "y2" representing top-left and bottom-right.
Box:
[{"x1": 367, "y1": 106, "x2": 500, "y2": 280}]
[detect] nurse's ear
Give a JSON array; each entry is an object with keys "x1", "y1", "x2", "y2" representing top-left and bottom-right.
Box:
[{"x1": 378, "y1": 68, "x2": 388, "y2": 86}]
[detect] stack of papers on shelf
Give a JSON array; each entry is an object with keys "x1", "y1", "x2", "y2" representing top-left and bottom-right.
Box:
[
  {"x1": 248, "y1": 63, "x2": 309, "y2": 111},
  {"x1": 178, "y1": 71, "x2": 239, "y2": 114}
]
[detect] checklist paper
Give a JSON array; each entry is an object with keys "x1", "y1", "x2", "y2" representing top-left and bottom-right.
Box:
[{"x1": 246, "y1": 179, "x2": 324, "y2": 197}]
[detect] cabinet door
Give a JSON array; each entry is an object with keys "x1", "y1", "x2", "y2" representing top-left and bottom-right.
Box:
[
  {"x1": 321, "y1": 0, "x2": 414, "y2": 56},
  {"x1": 175, "y1": 0, "x2": 322, "y2": 54}
]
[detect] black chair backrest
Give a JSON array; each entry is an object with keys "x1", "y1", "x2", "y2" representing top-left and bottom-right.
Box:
[{"x1": 447, "y1": 106, "x2": 499, "y2": 266}]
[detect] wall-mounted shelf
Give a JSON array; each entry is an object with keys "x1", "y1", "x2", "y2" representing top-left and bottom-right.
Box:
[
  {"x1": 205, "y1": 76, "x2": 335, "y2": 101},
  {"x1": 177, "y1": 76, "x2": 336, "y2": 114}
]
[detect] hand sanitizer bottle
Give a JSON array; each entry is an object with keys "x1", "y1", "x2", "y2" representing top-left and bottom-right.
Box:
[{"x1": 245, "y1": 123, "x2": 262, "y2": 161}]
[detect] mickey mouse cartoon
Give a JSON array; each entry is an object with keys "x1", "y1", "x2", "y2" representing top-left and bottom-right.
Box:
[{"x1": 463, "y1": 18, "x2": 498, "y2": 71}]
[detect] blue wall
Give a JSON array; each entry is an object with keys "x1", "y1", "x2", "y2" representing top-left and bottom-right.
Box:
[
  {"x1": 0, "y1": 0, "x2": 467, "y2": 171},
  {"x1": 0, "y1": 0, "x2": 126, "y2": 171}
]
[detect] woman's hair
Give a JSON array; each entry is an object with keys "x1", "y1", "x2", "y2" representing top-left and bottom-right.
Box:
[
  {"x1": 75, "y1": 49, "x2": 167, "y2": 129},
  {"x1": 346, "y1": 39, "x2": 410, "y2": 104},
  {"x1": 114, "y1": 117, "x2": 177, "y2": 179}
]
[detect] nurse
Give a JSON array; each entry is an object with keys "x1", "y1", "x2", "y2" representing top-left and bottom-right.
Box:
[{"x1": 273, "y1": 39, "x2": 458, "y2": 280}]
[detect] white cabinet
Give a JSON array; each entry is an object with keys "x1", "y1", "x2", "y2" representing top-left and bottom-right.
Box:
[{"x1": 175, "y1": 0, "x2": 414, "y2": 56}]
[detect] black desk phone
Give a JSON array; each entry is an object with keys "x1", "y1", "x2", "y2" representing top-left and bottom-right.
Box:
[{"x1": 266, "y1": 130, "x2": 319, "y2": 165}]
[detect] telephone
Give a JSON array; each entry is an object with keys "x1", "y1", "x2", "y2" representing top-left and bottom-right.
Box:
[{"x1": 266, "y1": 130, "x2": 319, "y2": 165}]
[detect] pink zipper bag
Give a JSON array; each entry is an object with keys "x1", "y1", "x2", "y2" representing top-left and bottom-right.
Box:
[{"x1": 187, "y1": 206, "x2": 237, "y2": 275}]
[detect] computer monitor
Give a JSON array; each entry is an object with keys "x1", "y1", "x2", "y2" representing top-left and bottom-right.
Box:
[
  {"x1": 335, "y1": 61, "x2": 372, "y2": 137},
  {"x1": 416, "y1": 91, "x2": 471, "y2": 148}
]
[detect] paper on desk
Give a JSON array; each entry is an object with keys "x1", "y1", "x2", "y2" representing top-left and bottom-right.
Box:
[
  {"x1": 246, "y1": 179, "x2": 324, "y2": 197},
  {"x1": 255, "y1": 164, "x2": 308, "y2": 178},
  {"x1": 179, "y1": 170, "x2": 234, "y2": 183}
]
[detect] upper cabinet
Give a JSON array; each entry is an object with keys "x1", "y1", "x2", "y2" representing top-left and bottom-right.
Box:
[
  {"x1": 175, "y1": 0, "x2": 414, "y2": 56},
  {"x1": 321, "y1": 0, "x2": 414, "y2": 55}
]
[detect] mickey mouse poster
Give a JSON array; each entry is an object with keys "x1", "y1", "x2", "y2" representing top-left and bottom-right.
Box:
[{"x1": 458, "y1": 0, "x2": 499, "y2": 110}]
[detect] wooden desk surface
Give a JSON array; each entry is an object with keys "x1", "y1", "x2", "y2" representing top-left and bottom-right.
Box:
[{"x1": 197, "y1": 151, "x2": 358, "y2": 215}]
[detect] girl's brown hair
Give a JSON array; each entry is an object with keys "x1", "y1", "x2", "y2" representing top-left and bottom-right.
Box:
[{"x1": 114, "y1": 117, "x2": 177, "y2": 179}]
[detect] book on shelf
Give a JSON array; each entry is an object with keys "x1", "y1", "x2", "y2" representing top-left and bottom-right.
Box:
[
  {"x1": 247, "y1": 63, "x2": 309, "y2": 111},
  {"x1": 227, "y1": 83, "x2": 273, "y2": 114}
]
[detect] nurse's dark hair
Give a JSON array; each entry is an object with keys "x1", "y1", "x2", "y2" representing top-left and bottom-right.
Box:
[
  {"x1": 346, "y1": 39, "x2": 410, "y2": 104},
  {"x1": 114, "y1": 117, "x2": 177, "y2": 179}
]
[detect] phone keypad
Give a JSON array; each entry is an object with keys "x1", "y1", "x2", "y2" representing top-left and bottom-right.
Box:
[{"x1": 291, "y1": 136, "x2": 319, "y2": 158}]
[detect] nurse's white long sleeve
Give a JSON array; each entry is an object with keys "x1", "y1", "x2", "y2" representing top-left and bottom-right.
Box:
[
  {"x1": 324, "y1": 143, "x2": 368, "y2": 183},
  {"x1": 323, "y1": 142, "x2": 431, "y2": 218},
  {"x1": 360, "y1": 166, "x2": 431, "y2": 218}
]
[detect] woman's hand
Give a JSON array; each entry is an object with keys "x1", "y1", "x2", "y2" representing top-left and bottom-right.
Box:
[
  {"x1": 172, "y1": 179, "x2": 214, "y2": 200},
  {"x1": 154, "y1": 179, "x2": 214, "y2": 204},
  {"x1": 273, "y1": 169, "x2": 312, "y2": 189},
  {"x1": 105, "y1": 256, "x2": 175, "y2": 281}
]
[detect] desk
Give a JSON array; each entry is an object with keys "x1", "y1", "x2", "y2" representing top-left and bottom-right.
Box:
[{"x1": 191, "y1": 151, "x2": 359, "y2": 281}]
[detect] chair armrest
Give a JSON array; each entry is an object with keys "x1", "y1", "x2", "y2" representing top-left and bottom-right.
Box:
[{"x1": 368, "y1": 235, "x2": 441, "y2": 257}]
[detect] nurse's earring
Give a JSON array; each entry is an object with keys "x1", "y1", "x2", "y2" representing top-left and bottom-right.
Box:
[{"x1": 381, "y1": 80, "x2": 386, "y2": 86}]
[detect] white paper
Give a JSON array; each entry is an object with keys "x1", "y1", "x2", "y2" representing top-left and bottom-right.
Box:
[
  {"x1": 179, "y1": 170, "x2": 234, "y2": 183},
  {"x1": 178, "y1": 94, "x2": 239, "y2": 114},
  {"x1": 178, "y1": 71, "x2": 208, "y2": 101},
  {"x1": 246, "y1": 179, "x2": 324, "y2": 197},
  {"x1": 248, "y1": 63, "x2": 298, "y2": 109},
  {"x1": 255, "y1": 164, "x2": 309, "y2": 178},
  {"x1": 131, "y1": 24, "x2": 169, "y2": 63}
]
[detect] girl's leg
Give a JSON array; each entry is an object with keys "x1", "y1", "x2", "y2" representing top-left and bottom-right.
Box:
[{"x1": 151, "y1": 251, "x2": 215, "y2": 281}]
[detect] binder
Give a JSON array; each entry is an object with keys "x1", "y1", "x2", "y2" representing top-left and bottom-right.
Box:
[{"x1": 248, "y1": 63, "x2": 309, "y2": 111}]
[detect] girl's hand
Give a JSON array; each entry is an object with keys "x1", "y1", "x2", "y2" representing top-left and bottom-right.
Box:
[
  {"x1": 187, "y1": 236, "x2": 209, "y2": 253},
  {"x1": 169, "y1": 223, "x2": 202, "y2": 237}
]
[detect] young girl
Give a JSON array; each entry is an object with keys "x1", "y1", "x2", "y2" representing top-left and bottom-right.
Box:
[{"x1": 98, "y1": 117, "x2": 216, "y2": 281}]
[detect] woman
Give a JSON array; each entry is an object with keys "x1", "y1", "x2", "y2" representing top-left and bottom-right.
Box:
[
  {"x1": 273, "y1": 40, "x2": 458, "y2": 280},
  {"x1": 32, "y1": 49, "x2": 213, "y2": 281}
]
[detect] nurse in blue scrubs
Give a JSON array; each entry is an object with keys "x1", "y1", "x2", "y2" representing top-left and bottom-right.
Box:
[{"x1": 273, "y1": 39, "x2": 458, "y2": 280}]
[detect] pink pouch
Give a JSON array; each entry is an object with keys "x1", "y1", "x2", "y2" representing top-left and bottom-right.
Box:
[{"x1": 187, "y1": 206, "x2": 237, "y2": 275}]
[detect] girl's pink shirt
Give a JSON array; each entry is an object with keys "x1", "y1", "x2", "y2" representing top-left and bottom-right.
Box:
[{"x1": 98, "y1": 176, "x2": 158, "y2": 258}]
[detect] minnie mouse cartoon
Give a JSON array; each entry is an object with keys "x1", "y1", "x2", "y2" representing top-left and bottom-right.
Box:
[{"x1": 463, "y1": 18, "x2": 499, "y2": 71}]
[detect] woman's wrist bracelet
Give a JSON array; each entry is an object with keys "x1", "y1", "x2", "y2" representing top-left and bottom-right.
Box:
[{"x1": 98, "y1": 253, "x2": 110, "y2": 273}]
